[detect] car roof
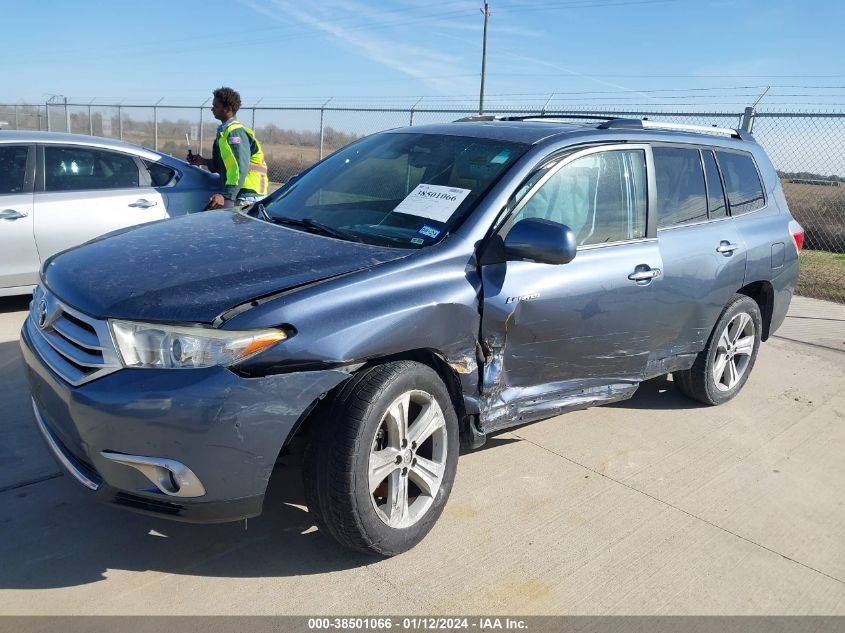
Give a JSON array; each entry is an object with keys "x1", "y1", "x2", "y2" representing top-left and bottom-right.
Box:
[
  {"x1": 386, "y1": 118, "x2": 755, "y2": 150},
  {"x1": 0, "y1": 130, "x2": 162, "y2": 159},
  {"x1": 388, "y1": 120, "x2": 589, "y2": 144}
]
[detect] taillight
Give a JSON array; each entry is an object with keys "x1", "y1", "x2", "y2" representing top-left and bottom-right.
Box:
[{"x1": 789, "y1": 220, "x2": 804, "y2": 253}]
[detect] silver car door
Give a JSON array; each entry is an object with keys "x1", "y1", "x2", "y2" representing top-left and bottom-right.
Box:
[
  {"x1": 479, "y1": 145, "x2": 661, "y2": 433},
  {"x1": 0, "y1": 144, "x2": 39, "y2": 293},
  {"x1": 33, "y1": 144, "x2": 166, "y2": 260}
]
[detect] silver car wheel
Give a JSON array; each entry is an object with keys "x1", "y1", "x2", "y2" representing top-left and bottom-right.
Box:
[
  {"x1": 369, "y1": 390, "x2": 447, "y2": 529},
  {"x1": 713, "y1": 312, "x2": 755, "y2": 392}
]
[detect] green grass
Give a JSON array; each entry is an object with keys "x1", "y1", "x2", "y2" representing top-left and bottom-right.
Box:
[{"x1": 798, "y1": 249, "x2": 845, "y2": 302}]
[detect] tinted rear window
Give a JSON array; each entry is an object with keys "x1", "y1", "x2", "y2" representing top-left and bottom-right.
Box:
[
  {"x1": 716, "y1": 151, "x2": 765, "y2": 215},
  {"x1": 45, "y1": 146, "x2": 139, "y2": 192},
  {"x1": 654, "y1": 147, "x2": 707, "y2": 228},
  {"x1": 144, "y1": 160, "x2": 177, "y2": 187}
]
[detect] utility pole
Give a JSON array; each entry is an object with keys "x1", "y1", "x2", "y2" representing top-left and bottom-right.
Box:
[{"x1": 478, "y1": 0, "x2": 491, "y2": 115}]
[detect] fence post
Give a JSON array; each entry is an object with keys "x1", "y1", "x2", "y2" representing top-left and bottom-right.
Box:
[
  {"x1": 88, "y1": 98, "x2": 95, "y2": 136},
  {"x1": 65, "y1": 97, "x2": 70, "y2": 133},
  {"x1": 118, "y1": 104, "x2": 123, "y2": 140},
  {"x1": 13, "y1": 105, "x2": 18, "y2": 130},
  {"x1": 199, "y1": 97, "x2": 210, "y2": 156},
  {"x1": 154, "y1": 98, "x2": 163, "y2": 150},
  {"x1": 319, "y1": 97, "x2": 332, "y2": 160},
  {"x1": 740, "y1": 106, "x2": 755, "y2": 133},
  {"x1": 409, "y1": 97, "x2": 423, "y2": 126},
  {"x1": 252, "y1": 97, "x2": 263, "y2": 129},
  {"x1": 46, "y1": 101, "x2": 51, "y2": 132}
]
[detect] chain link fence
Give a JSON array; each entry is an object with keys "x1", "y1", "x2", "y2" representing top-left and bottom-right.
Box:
[{"x1": 1, "y1": 101, "x2": 843, "y2": 303}]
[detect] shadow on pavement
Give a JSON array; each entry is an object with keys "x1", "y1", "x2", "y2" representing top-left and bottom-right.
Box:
[
  {"x1": 0, "y1": 456, "x2": 378, "y2": 589},
  {"x1": 607, "y1": 375, "x2": 704, "y2": 411}
]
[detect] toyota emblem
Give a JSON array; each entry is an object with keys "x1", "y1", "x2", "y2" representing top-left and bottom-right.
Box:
[{"x1": 37, "y1": 299, "x2": 49, "y2": 329}]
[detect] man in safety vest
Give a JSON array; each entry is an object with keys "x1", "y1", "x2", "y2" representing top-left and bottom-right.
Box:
[{"x1": 188, "y1": 86, "x2": 268, "y2": 209}]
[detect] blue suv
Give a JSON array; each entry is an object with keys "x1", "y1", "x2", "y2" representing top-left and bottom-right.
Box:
[{"x1": 20, "y1": 117, "x2": 803, "y2": 555}]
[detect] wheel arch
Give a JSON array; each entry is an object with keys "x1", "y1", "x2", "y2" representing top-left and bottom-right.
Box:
[
  {"x1": 738, "y1": 280, "x2": 775, "y2": 341},
  {"x1": 281, "y1": 348, "x2": 473, "y2": 455}
]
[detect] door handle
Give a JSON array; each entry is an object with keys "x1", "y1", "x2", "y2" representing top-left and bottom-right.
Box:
[
  {"x1": 128, "y1": 199, "x2": 158, "y2": 208},
  {"x1": 717, "y1": 241, "x2": 739, "y2": 255},
  {"x1": 628, "y1": 266, "x2": 661, "y2": 283},
  {"x1": 0, "y1": 209, "x2": 28, "y2": 220}
]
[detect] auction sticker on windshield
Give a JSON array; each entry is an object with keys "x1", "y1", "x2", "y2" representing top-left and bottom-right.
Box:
[{"x1": 392, "y1": 184, "x2": 471, "y2": 223}]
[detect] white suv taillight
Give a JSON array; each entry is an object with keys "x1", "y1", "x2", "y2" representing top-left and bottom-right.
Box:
[{"x1": 789, "y1": 220, "x2": 805, "y2": 253}]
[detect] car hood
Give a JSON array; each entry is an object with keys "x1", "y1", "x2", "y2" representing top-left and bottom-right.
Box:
[{"x1": 43, "y1": 211, "x2": 411, "y2": 322}]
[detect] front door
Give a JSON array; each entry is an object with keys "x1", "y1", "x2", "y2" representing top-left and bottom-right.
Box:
[
  {"x1": 479, "y1": 145, "x2": 661, "y2": 433},
  {"x1": 33, "y1": 144, "x2": 166, "y2": 260},
  {"x1": 0, "y1": 144, "x2": 39, "y2": 292}
]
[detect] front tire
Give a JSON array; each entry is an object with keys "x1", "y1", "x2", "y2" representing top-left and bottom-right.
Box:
[
  {"x1": 674, "y1": 294, "x2": 762, "y2": 406},
  {"x1": 303, "y1": 361, "x2": 459, "y2": 556}
]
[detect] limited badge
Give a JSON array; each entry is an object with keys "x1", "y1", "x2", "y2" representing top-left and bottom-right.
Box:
[{"x1": 228, "y1": 136, "x2": 241, "y2": 144}]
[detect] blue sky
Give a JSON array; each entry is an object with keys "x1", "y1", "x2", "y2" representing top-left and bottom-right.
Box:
[{"x1": 4, "y1": 0, "x2": 844, "y2": 110}]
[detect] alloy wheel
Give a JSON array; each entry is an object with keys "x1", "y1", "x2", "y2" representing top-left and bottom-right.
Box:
[
  {"x1": 713, "y1": 312, "x2": 755, "y2": 391},
  {"x1": 368, "y1": 390, "x2": 448, "y2": 529}
]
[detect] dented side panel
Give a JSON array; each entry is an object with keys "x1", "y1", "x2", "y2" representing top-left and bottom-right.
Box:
[
  {"x1": 479, "y1": 242, "x2": 663, "y2": 431},
  {"x1": 225, "y1": 244, "x2": 483, "y2": 408}
]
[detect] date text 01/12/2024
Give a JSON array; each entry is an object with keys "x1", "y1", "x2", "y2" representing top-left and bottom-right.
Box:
[{"x1": 306, "y1": 617, "x2": 528, "y2": 630}]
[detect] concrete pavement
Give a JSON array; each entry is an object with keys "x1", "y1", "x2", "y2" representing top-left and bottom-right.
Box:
[{"x1": 1, "y1": 293, "x2": 843, "y2": 615}]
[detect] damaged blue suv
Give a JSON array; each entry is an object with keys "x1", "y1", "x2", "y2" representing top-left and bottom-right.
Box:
[{"x1": 21, "y1": 117, "x2": 802, "y2": 555}]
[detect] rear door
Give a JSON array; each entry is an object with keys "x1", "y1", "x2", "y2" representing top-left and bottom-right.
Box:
[
  {"x1": 479, "y1": 145, "x2": 662, "y2": 431},
  {"x1": 142, "y1": 158, "x2": 214, "y2": 216},
  {"x1": 0, "y1": 144, "x2": 39, "y2": 291},
  {"x1": 651, "y1": 146, "x2": 747, "y2": 357},
  {"x1": 33, "y1": 144, "x2": 167, "y2": 260}
]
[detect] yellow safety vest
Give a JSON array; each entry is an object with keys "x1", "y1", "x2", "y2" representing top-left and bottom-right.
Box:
[{"x1": 216, "y1": 121, "x2": 268, "y2": 195}]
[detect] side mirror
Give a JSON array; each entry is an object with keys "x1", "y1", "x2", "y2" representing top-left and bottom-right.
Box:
[{"x1": 504, "y1": 218, "x2": 577, "y2": 265}]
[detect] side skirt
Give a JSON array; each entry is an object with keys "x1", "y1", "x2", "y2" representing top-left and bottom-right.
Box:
[{"x1": 479, "y1": 381, "x2": 639, "y2": 435}]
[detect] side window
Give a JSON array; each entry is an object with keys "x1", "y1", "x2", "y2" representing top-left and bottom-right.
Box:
[
  {"x1": 0, "y1": 146, "x2": 29, "y2": 195},
  {"x1": 653, "y1": 147, "x2": 707, "y2": 228},
  {"x1": 702, "y1": 150, "x2": 727, "y2": 219},
  {"x1": 513, "y1": 149, "x2": 647, "y2": 246},
  {"x1": 44, "y1": 146, "x2": 140, "y2": 192},
  {"x1": 144, "y1": 160, "x2": 178, "y2": 187},
  {"x1": 715, "y1": 151, "x2": 765, "y2": 215}
]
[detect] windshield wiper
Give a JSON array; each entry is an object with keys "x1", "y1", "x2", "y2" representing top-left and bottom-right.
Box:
[{"x1": 264, "y1": 213, "x2": 365, "y2": 243}]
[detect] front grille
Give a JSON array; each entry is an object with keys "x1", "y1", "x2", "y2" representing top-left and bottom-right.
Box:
[{"x1": 27, "y1": 286, "x2": 122, "y2": 386}]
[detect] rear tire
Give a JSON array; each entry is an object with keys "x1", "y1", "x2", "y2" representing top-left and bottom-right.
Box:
[
  {"x1": 303, "y1": 361, "x2": 459, "y2": 556},
  {"x1": 674, "y1": 294, "x2": 762, "y2": 406}
]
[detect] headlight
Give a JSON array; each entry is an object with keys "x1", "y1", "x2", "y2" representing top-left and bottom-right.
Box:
[{"x1": 109, "y1": 320, "x2": 287, "y2": 369}]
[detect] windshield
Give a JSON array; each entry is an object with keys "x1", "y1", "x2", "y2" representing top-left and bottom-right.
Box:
[{"x1": 262, "y1": 132, "x2": 529, "y2": 248}]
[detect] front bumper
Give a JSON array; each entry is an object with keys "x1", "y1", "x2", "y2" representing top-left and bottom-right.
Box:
[{"x1": 21, "y1": 319, "x2": 350, "y2": 523}]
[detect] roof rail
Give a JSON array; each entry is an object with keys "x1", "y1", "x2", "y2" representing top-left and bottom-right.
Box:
[
  {"x1": 453, "y1": 113, "x2": 618, "y2": 123},
  {"x1": 453, "y1": 115, "x2": 505, "y2": 122},
  {"x1": 597, "y1": 118, "x2": 754, "y2": 141}
]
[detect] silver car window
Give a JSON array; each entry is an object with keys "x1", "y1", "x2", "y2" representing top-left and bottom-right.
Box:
[{"x1": 44, "y1": 146, "x2": 140, "y2": 192}]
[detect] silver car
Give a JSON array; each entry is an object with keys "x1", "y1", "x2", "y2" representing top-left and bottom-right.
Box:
[{"x1": 0, "y1": 131, "x2": 218, "y2": 296}]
